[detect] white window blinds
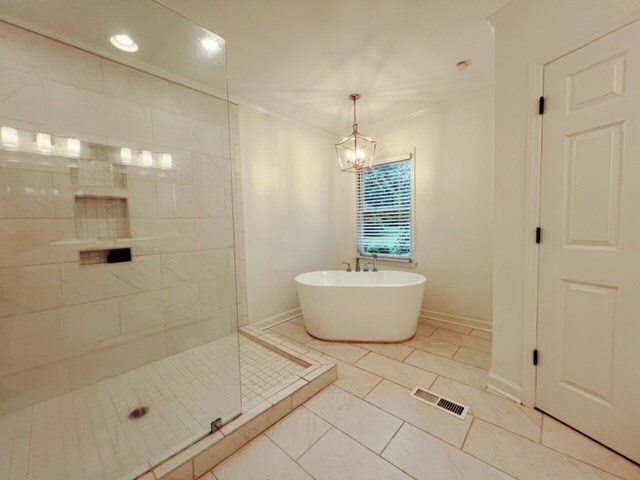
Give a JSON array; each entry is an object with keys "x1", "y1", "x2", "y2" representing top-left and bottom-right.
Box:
[{"x1": 356, "y1": 159, "x2": 412, "y2": 260}]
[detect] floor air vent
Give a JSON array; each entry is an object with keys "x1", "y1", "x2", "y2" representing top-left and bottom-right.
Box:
[{"x1": 409, "y1": 387, "x2": 469, "y2": 420}]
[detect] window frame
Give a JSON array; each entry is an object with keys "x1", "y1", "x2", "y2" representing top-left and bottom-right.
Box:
[{"x1": 355, "y1": 152, "x2": 415, "y2": 263}]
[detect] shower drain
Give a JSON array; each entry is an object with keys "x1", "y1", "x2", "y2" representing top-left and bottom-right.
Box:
[{"x1": 128, "y1": 406, "x2": 149, "y2": 420}]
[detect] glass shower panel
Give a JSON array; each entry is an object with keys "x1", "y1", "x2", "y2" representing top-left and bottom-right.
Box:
[{"x1": 0, "y1": 2, "x2": 240, "y2": 479}]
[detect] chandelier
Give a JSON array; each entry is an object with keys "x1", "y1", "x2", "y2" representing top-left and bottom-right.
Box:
[{"x1": 335, "y1": 93, "x2": 376, "y2": 172}]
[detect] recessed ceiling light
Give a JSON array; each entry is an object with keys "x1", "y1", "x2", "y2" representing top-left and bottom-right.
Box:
[
  {"x1": 110, "y1": 34, "x2": 139, "y2": 53},
  {"x1": 201, "y1": 36, "x2": 221, "y2": 54}
]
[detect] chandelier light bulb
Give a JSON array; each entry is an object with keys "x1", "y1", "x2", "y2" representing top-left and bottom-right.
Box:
[{"x1": 335, "y1": 93, "x2": 376, "y2": 173}]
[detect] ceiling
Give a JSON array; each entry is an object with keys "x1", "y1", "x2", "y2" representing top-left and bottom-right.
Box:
[{"x1": 157, "y1": 0, "x2": 511, "y2": 135}]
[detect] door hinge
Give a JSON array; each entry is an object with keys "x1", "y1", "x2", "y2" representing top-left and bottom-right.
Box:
[
  {"x1": 538, "y1": 96, "x2": 545, "y2": 115},
  {"x1": 210, "y1": 417, "x2": 222, "y2": 434},
  {"x1": 536, "y1": 227, "x2": 542, "y2": 244},
  {"x1": 533, "y1": 349, "x2": 539, "y2": 366}
]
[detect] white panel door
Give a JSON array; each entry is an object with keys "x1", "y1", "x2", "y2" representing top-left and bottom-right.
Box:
[{"x1": 537, "y1": 20, "x2": 640, "y2": 463}]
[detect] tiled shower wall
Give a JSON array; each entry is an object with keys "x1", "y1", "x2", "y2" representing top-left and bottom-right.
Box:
[{"x1": 0, "y1": 21, "x2": 247, "y2": 415}]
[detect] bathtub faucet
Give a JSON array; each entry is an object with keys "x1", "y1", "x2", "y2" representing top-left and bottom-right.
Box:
[
  {"x1": 372, "y1": 253, "x2": 378, "y2": 272},
  {"x1": 355, "y1": 258, "x2": 361, "y2": 272}
]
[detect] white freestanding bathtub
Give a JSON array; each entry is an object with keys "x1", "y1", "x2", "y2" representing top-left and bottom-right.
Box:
[{"x1": 295, "y1": 270, "x2": 426, "y2": 342}]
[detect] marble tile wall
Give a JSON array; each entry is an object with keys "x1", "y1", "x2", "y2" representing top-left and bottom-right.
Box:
[{"x1": 0, "y1": 20, "x2": 247, "y2": 415}]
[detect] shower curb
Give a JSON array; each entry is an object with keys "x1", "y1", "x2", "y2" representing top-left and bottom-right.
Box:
[{"x1": 138, "y1": 327, "x2": 336, "y2": 480}]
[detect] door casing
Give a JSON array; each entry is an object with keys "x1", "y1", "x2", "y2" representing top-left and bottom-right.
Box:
[{"x1": 519, "y1": 17, "x2": 640, "y2": 408}]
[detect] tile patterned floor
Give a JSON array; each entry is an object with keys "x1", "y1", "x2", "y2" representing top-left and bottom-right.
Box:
[
  {"x1": 198, "y1": 318, "x2": 640, "y2": 480},
  {"x1": 0, "y1": 334, "x2": 306, "y2": 480}
]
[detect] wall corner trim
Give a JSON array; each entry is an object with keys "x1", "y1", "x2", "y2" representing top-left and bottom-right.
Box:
[
  {"x1": 486, "y1": 371, "x2": 524, "y2": 404},
  {"x1": 420, "y1": 309, "x2": 491, "y2": 332},
  {"x1": 250, "y1": 307, "x2": 302, "y2": 330}
]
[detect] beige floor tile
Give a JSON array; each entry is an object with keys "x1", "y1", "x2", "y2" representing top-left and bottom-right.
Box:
[
  {"x1": 419, "y1": 318, "x2": 472, "y2": 334},
  {"x1": 404, "y1": 349, "x2": 488, "y2": 389},
  {"x1": 431, "y1": 329, "x2": 492, "y2": 353},
  {"x1": 354, "y1": 342, "x2": 414, "y2": 361},
  {"x1": 196, "y1": 473, "x2": 215, "y2": 480},
  {"x1": 265, "y1": 406, "x2": 331, "y2": 460},
  {"x1": 464, "y1": 419, "x2": 619, "y2": 480},
  {"x1": 383, "y1": 422, "x2": 514, "y2": 480},
  {"x1": 404, "y1": 334, "x2": 459, "y2": 358},
  {"x1": 431, "y1": 376, "x2": 541, "y2": 441},
  {"x1": 332, "y1": 358, "x2": 383, "y2": 398},
  {"x1": 290, "y1": 316, "x2": 304, "y2": 326},
  {"x1": 212, "y1": 434, "x2": 312, "y2": 480},
  {"x1": 365, "y1": 380, "x2": 472, "y2": 448},
  {"x1": 470, "y1": 329, "x2": 492, "y2": 340},
  {"x1": 304, "y1": 385, "x2": 402, "y2": 454},
  {"x1": 355, "y1": 352, "x2": 437, "y2": 389},
  {"x1": 453, "y1": 346, "x2": 491, "y2": 369},
  {"x1": 298, "y1": 427, "x2": 411, "y2": 480},
  {"x1": 541, "y1": 415, "x2": 640, "y2": 480},
  {"x1": 306, "y1": 340, "x2": 368, "y2": 364},
  {"x1": 269, "y1": 322, "x2": 313, "y2": 344},
  {"x1": 415, "y1": 324, "x2": 437, "y2": 336}
]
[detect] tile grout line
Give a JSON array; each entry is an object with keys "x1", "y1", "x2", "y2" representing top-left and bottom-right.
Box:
[
  {"x1": 353, "y1": 352, "x2": 489, "y2": 393},
  {"x1": 302, "y1": 422, "x2": 416, "y2": 479},
  {"x1": 360, "y1": 376, "x2": 385, "y2": 398},
  {"x1": 331, "y1": 380, "x2": 473, "y2": 453},
  {"x1": 377, "y1": 422, "x2": 424, "y2": 480},
  {"x1": 460, "y1": 415, "x2": 475, "y2": 451},
  {"x1": 379, "y1": 419, "x2": 405, "y2": 456},
  {"x1": 270, "y1": 412, "x2": 334, "y2": 463},
  {"x1": 459, "y1": 418, "x2": 522, "y2": 480},
  {"x1": 537, "y1": 415, "x2": 630, "y2": 480},
  {"x1": 256, "y1": 321, "x2": 627, "y2": 480},
  {"x1": 464, "y1": 416, "x2": 628, "y2": 479},
  {"x1": 344, "y1": 357, "x2": 550, "y2": 447},
  {"x1": 260, "y1": 432, "x2": 322, "y2": 480}
]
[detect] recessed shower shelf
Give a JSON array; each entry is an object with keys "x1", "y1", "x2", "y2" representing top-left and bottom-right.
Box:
[{"x1": 74, "y1": 196, "x2": 131, "y2": 241}]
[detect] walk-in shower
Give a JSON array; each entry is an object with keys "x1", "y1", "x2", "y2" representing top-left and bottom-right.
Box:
[{"x1": 0, "y1": 1, "x2": 241, "y2": 478}]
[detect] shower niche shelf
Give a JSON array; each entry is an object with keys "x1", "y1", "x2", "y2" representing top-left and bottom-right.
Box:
[
  {"x1": 74, "y1": 196, "x2": 131, "y2": 241},
  {"x1": 79, "y1": 247, "x2": 132, "y2": 265}
]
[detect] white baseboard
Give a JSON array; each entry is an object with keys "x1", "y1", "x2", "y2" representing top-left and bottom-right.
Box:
[
  {"x1": 486, "y1": 371, "x2": 523, "y2": 404},
  {"x1": 420, "y1": 309, "x2": 492, "y2": 332},
  {"x1": 250, "y1": 307, "x2": 302, "y2": 330}
]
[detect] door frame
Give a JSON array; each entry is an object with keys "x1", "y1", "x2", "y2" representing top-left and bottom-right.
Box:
[
  {"x1": 521, "y1": 61, "x2": 544, "y2": 407},
  {"x1": 520, "y1": 17, "x2": 640, "y2": 408}
]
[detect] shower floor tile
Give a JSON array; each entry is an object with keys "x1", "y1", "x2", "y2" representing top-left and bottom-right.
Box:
[{"x1": 0, "y1": 334, "x2": 305, "y2": 480}]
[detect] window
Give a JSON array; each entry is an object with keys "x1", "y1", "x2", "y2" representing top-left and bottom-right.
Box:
[{"x1": 356, "y1": 156, "x2": 413, "y2": 261}]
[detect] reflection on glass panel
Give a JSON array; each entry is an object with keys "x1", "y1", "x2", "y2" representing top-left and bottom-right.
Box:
[{"x1": 0, "y1": 1, "x2": 239, "y2": 479}]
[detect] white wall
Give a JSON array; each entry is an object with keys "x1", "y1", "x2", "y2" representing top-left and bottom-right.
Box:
[
  {"x1": 238, "y1": 90, "x2": 495, "y2": 329},
  {"x1": 238, "y1": 105, "x2": 339, "y2": 323},
  {"x1": 489, "y1": 0, "x2": 640, "y2": 404},
  {"x1": 334, "y1": 88, "x2": 495, "y2": 328}
]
